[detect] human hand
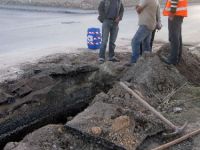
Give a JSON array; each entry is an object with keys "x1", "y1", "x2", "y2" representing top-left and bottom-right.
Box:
[
  {"x1": 156, "y1": 22, "x2": 162, "y2": 30},
  {"x1": 136, "y1": 5, "x2": 143, "y2": 14},
  {"x1": 115, "y1": 16, "x2": 121, "y2": 24},
  {"x1": 135, "y1": 5, "x2": 139, "y2": 9}
]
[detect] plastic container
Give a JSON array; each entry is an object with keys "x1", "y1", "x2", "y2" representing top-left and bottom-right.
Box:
[{"x1": 87, "y1": 28, "x2": 101, "y2": 50}]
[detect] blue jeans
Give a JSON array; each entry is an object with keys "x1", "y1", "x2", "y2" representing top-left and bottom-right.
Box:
[
  {"x1": 131, "y1": 25, "x2": 152, "y2": 63},
  {"x1": 99, "y1": 19, "x2": 119, "y2": 59}
]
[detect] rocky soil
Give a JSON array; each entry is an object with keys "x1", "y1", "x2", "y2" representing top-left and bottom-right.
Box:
[{"x1": 1, "y1": 44, "x2": 200, "y2": 150}]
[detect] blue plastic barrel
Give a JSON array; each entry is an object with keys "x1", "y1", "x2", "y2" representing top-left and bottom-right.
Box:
[{"x1": 87, "y1": 28, "x2": 101, "y2": 50}]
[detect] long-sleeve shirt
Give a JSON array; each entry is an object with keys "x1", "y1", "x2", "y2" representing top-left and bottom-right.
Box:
[{"x1": 138, "y1": 0, "x2": 159, "y2": 30}]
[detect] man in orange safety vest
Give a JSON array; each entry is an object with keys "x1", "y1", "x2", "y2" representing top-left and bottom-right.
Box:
[{"x1": 162, "y1": 0, "x2": 188, "y2": 65}]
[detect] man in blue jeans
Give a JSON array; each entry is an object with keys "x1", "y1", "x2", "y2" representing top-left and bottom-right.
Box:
[
  {"x1": 98, "y1": 0, "x2": 124, "y2": 64},
  {"x1": 128, "y1": 0, "x2": 160, "y2": 65}
]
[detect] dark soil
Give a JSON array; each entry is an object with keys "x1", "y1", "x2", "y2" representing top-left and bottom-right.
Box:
[{"x1": 1, "y1": 44, "x2": 200, "y2": 150}]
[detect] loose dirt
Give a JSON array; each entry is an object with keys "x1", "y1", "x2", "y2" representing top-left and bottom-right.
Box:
[{"x1": 1, "y1": 43, "x2": 200, "y2": 150}]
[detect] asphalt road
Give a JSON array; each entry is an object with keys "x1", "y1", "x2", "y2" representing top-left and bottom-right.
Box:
[{"x1": 0, "y1": 5, "x2": 200, "y2": 55}]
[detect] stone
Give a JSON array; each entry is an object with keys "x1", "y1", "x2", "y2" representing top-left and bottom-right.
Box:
[
  {"x1": 57, "y1": 126, "x2": 65, "y2": 134},
  {"x1": 92, "y1": 92, "x2": 109, "y2": 104},
  {"x1": 111, "y1": 116, "x2": 132, "y2": 132},
  {"x1": 91, "y1": 126, "x2": 102, "y2": 136},
  {"x1": 15, "y1": 85, "x2": 32, "y2": 97},
  {"x1": 0, "y1": 89, "x2": 15, "y2": 105},
  {"x1": 124, "y1": 93, "x2": 131, "y2": 101},
  {"x1": 67, "y1": 102, "x2": 137, "y2": 149},
  {"x1": 8, "y1": 81, "x2": 32, "y2": 97},
  {"x1": 173, "y1": 107, "x2": 183, "y2": 113}
]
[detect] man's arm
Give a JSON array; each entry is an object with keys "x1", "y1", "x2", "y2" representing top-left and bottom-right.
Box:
[
  {"x1": 118, "y1": 3, "x2": 124, "y2": 20},
  {"x1": 136, "y1": 5, "x2": 143, "y2": 14},
  {"x1": 156, "y1": 4, "x2": 162, "y2": 30},
  {"x1": 136, "y1": 0, "x2": 147, "y2": 14},
  {"x1": 115, "y1": 2, "x2": 124, "y2": 23},
  {"x1": 98, "y1": 0, "x2": 105, "y2": 23}
]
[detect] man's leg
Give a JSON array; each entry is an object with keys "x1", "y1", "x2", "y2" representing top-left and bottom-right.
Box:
[
  {"x1": 108, "y1": 21, "x2": 119, "y2": 60},
  {"x1": 140, "y1": 43, "x2": 143, "y2": 56},
  {"x1": 131, "y1": 25, "x2": 152, "y2": 63},
  {"x1": 140, "y1": 29, "x2": 154, "y2": 55},
  {"x1": 99, "y1": 20, "x2": 110, "y2": 60},
  {"x1": 143, "y1": 32, "x2": 152, "y2": 52},
  {"x1": 168, "y1": 16, "x2": 183, "y2": 64},
  {"x1": 150, "y1": 29, "x2": 156, "y2": 51},
  {"x1": 177, "y1": 26, "x2": 182, "y2": 63}
]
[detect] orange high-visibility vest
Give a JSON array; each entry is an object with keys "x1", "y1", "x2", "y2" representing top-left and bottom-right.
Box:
[{"x1": 163, "y1": 0, "x2": 188, "y2": 17}]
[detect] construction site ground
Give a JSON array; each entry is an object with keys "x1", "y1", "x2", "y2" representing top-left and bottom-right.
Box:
[{"x1": 0, "y1": 41, "x2": 200, "y2": 150}]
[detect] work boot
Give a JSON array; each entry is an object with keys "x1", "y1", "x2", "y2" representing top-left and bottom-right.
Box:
[
  {"x1": 98, "y1": 58, "x2": 105, "y2": 64},
  {"x1": 160, "y1": 56, "x2": 174, "y2": 65},
  {"x1": 108, "y1": 56, "x2": 120, "y2": 62}
]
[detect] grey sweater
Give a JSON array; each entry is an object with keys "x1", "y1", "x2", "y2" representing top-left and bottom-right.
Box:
[{"x1": 98, "y1": 0, "x2": 124, "y2": 23}]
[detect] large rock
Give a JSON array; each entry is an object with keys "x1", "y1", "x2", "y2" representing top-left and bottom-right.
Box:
[
  {"x1": 66, "y1": 102, "x2": 137, "y2": 150},
  {"x1": 4, "y1": 124, "x2": 118, "y2": 150}
]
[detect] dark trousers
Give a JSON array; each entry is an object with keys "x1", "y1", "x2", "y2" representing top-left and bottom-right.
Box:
[
  {"x1": 168, "y1": 16, "x2": 183, "y2": 64},
  {"x1": 99, "y1": 19, "x2": 119, "y2": 59}
]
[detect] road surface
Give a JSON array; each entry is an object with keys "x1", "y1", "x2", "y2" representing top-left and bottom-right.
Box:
[
  {"x1": 0, "y1": 5, "x2": 200, "y2": 81},
  {"x1": 1, "y1": 5, "x2": 200, "y2": 53}
]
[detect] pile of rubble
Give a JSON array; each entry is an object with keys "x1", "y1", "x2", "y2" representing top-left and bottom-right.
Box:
[{"x1": 1, "y1": 44, "x2": 200, "y2": 150}]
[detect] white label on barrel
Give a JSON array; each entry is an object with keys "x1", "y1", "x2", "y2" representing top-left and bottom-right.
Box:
[{"x1": 87, "y1": 35, "x2": 93, "y2": 42}]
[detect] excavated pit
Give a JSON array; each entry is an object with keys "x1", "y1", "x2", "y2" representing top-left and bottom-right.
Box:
[
  {"x1": 0, "y1": 52, "x2": 128, "y2": 149},
  {"x1": 1, "y1": 44, "x2": 200, "y2": 150}
]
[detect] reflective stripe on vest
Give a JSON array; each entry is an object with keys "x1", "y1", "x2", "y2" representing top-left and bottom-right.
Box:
[{"x1": 163, "y1": 0, "x2": 188, "y2": 17}]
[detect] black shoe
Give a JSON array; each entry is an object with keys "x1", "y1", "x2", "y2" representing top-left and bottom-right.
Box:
[
  {"x1": 108, "y1": 56, "x2": 120, "y2": 62},
  {"x1": 160, "y1": 56, "x2": 172, "y2": 65},
  {"x1": 124, "y1": 62, "x2": 134, "y2": 67},
  {"x1": 98, "y1": 58, "x2": 105, "y2": 64}
]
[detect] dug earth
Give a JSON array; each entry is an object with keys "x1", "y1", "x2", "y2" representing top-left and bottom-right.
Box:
[{"x1": 0, "y1": 43, "x2": 200, "y2": 150}]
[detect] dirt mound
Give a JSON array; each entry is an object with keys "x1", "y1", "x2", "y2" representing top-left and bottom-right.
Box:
[
  {"x1": 2, "y1": 45, "x2": 200, "y2": 150},
  {"x1": 157, "y1": 44, "x2": 200, "y2": 86},
  {"x1": 121, "y1": 54, "x2": 187, "y2": 107}
]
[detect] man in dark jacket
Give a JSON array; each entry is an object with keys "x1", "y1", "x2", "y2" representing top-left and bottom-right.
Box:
[{"x1": 98, "y1": 0, "x2": 124, "y2": 64}]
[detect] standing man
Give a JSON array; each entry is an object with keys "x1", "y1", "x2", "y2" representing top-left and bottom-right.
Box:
[
  {"x1": 128, "y1": 0, "x2": 160, "y2": 65},
  {"x1": 98, "y1": 0, "x2": 124, "y2": 64},
  {"x1": 140, "y1": 3, "x2": 162, "y2": 55},
  {"x1": 162, "y1": 0, "x2": 188, "y2": 65}
]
